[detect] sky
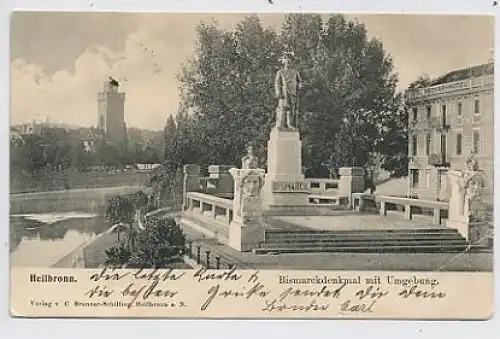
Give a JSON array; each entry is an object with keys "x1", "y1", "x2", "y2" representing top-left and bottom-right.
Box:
[{"x1": 10, "y1": 12, "x2": 494, "y2": 131}]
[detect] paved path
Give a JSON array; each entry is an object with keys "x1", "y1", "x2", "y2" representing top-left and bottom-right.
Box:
[{"x1": 274, "y1": 211, "x2": 442, "y2": 231}]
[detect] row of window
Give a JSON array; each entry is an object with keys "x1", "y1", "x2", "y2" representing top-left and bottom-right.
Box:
[
  {"x1": 411, "y1": 131, "x2": 480, "y2": 156},
  {"x1": 412, "y1": 98, "x2": 480, "y2": 121},
  {"x1": 410, "y1": 168, "x2": 447, "y2": 190}
]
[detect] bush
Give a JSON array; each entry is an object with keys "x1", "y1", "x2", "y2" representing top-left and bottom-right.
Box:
[
  {"x1": 104, "y1": 245, "x2": 131, "y2": 268},
  {"x1": 105, "y1": 217, "x2": 187, "y2": 269},
  {"x1": 105, "y1": 196, "x2": 135, "y2": 226}
]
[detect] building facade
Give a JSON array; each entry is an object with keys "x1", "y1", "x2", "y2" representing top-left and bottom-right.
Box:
[
  {"x1": 97, "y1": 80, "x2": 126, "y2": 150},
  {"x1": 406, "y1": 63, "x2": 494, "y2": 204}
]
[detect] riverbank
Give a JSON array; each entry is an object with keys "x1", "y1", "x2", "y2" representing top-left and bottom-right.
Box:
[
  {"x1": 10, "y1": 169, "x2": 151, "y2": 194},
  {"x1": 52, "y1": 210, "x2": 191, "y2": 269}
]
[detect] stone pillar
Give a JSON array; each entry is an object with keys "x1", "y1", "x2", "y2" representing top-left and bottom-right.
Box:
[
  {"x1": 262, "y1": 127, "x2": 310, "y2": 208},
  {"x1": 446, "y1": 170, "x2": 469, "y2": 239},
  {"x1": 338, "y1": 167, "x2": 365, "y2": 208},
  {"x1": 446, "y1": 168, "x2": 487, "y2": 242},
  {"x1": 228, "y1": 168, "x2": 266, "y2": 252},
  {"x1": 182, "y1": 164, "x2": 200, "y2": 211},
  {"x1": 208, "y1": 165, "x2": 235, "y2": 195}
]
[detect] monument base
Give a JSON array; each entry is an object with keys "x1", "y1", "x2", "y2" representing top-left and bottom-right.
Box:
[
  {"x1": 446, "y1": 217, "x2": 469, "y2": 241},
  {"x1": 228, "y1": 219, "x2": 266, "y2": 252},
  {"x1": 264, "y1": 126, "x2": 310, "y2": 208}
]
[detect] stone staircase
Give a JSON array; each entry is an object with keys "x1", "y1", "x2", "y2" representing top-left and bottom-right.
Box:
[{"x1": 253, "y1": 228, "x2": 486, "y2": 254}]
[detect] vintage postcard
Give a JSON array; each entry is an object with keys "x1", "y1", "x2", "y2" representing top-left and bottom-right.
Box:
[{"x1": 9, "y1": 12, "x2": 494, "y2": 319}]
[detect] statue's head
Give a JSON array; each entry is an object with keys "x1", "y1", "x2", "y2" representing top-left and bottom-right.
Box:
[
  {"x1": 466, "y1": 174, "x2": 484, "y2": 198},
  {"x1": 247, "y1": 145, "x2": 254, "y2": 155},
  {"x1": 281, "y1": 53, "x2": 294, "y2": 69},
  {"x1": 241, "y1": 171, "x2": 264, "y2": 197},
  {"x1": 465, "y1": 153, "x2": 479, "y2": 171}
]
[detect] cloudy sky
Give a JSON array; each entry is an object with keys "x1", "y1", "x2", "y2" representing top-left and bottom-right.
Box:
[{"x1": 10, "y1": 12, "x2": 494, "y2": 130}]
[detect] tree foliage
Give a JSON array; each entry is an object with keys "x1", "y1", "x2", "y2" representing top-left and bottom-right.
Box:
[
  {"x1": 105, "y1": 216, "x2": 187, "y2": 268},
  {"x1": 169, "y1": 13, "x2": 406, "y2": 177}
]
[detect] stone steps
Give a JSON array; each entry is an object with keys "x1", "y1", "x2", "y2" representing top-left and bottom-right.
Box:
[
  {"x1": 253, "y1": 244, "x2": 482, "y2": 254},
  {"x1": 256, "y1": 227, "x2": 476, "y2": 254},
  {"x1": 259, "y1": 240, "x2": 468, "y2": 248},
  {"x1": 264, "y1": 235, "x2": 466, "y2": 244},
  {"x1": 266, "y1": 227, "x2": 457, "y2": 235}
]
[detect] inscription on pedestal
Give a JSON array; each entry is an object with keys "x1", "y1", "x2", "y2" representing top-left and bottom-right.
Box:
[{"x1": 271, "y1": 180, "x2": 310, "y2": 193}]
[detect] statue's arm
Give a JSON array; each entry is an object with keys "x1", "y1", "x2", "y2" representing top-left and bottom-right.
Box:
[{"x1": 296, "y1": 71, "x2": 303, "y2": 89}]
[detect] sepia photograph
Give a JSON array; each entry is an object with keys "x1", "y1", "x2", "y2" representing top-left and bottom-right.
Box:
[{"x1": 8, "y1": 11, "x2": 495, "y2": 319}]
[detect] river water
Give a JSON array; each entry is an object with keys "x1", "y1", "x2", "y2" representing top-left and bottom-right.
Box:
[{"x1": 10, "y1": 186, "x2": 142, "y2": 267}]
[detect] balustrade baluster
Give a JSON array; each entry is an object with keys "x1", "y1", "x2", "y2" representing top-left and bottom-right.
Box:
[{"x1": 205, "y1": 251, "x2": 211, "y2": 269}]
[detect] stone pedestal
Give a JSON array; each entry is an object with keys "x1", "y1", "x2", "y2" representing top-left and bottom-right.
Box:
[
  {"x1": 263, "y1": 127, "x2": 310, "y2": 208},
  {"x1": 182, "y1": 164, "x2": 201, "y2": 210},
  {"x1": 446, "y1": 169, "x2": 469, "y2": 240},
  {"x1": 338, "y1": 167, "x2": 365, "y2": 208},
  {"x1": 228, "y1": 168, "x2": 266, "y2": 251},
  {"x1": 207, "y1": 165, "x2": 235, "y2": 195}
]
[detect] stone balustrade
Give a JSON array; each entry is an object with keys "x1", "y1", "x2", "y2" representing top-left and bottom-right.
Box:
[
  {"x1": 182, "y1": 164, "x2": 235, "y2": 210},
  {"x1": 185, "y1": 191, "x2": 233, "y2": 226},
  {"x1": 306, "y1": 178, "x2": 339, "y2": 193},
  {"x1": 353, "y1": 193, "x2": 449, "y2": 225}
]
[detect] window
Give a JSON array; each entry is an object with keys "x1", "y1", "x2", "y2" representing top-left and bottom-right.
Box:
[
  {"x1": 473, "y1": 130, "x2": 480, "y2": 153},
  {"x1": 440, "y1": 134, "x2": 447, "y2": 157},
  {"x1": 456, "y1": 133, "x2": 462, "y2": 156},
  {"x1": 412, "y1": 135, "x2": 418, "y2": 156},
  {"x1": 411, "y1": 169, "x2": 420, "y2": 188},
  {"x1": 425, "y1": 134, "x2": 431, "y2": 156},
  {"x1": 412, "y1": 107, "x2": 418, "y2": 121},
  {"x1": 441, "y1": 104, "x2": 447, "y2": 126},
  {"x1": 426, "y1": 105, "x2": 431, "y2": 120},
  {"x1": 474, "y1": 98, "x2": 480, "y2": 114},
  {"x1": 457, "y1": 102, "x2": 462, "y2": 116}
]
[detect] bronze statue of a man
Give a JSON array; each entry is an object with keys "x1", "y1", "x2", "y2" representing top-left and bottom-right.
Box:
[{"x1": 274, "y1": 54, "x2": 302, "y2": 129}]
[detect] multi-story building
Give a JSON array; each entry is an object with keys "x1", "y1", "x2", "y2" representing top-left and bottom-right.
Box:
[
  {"x1": 97, "y1": 80, "x2": 127, "y2": 151},
  {"x1": 406, "y1": 62, "x2": 494, "y2": 204}
]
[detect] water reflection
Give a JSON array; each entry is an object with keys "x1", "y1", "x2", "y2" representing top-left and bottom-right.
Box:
[
  {"x1": 10, "y1": 214, "x2": 111, "y2": 267},
  {"x1": 10, "y1": 186, "x2": 140, "y2": 267}
]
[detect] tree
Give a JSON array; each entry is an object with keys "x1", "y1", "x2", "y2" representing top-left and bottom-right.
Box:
[
  {"x1": 127, "y1": 217, "x2": 186, "y2": 268},
  {"x1": 95, "y1": 141, "x2": 121, "y2": 170},
  {"x1": 17, "y1": 134, "x2": 46, "y2": 174},
  {"x1": 177, "y1": 14, "x2": 401, "y2": 176},
  {"x1": 178, "y1": 15, "x2": 281, "y2": 167},
  {"x1": 105, "y1": 196, "x2": 136, "y2": 245}
]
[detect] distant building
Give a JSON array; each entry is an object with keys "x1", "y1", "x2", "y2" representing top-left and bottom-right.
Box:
[
  {"x1": 97, "y1": 80, "x2": 126, "y2": 151},
  {"x1": 406, "y1": 62, "x2": 494, "y2": 203},
  {"x1": 15, "y1": 121, "x2": 44, "y2": 135},
  {"x1": 75, "y1": 127, "x2": 106, "y2": 152},
  {"x1": 10, "y1": 127, "x2": 23, "y2": 144}
]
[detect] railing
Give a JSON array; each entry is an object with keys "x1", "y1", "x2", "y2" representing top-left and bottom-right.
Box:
[
  {"x1": 353, "y1": 194, "x2": 449, "y2": 225},
  {"x1": 428, "y1": 153, "x2": 450, "y2": 167},
  {"x1": 306, "y1": 178, "x2": 339, "y2": 194},
  {"x1": 353, "y1": 193, "x2": 450, "y2": 224},
  {"x1": 352, "y1": 193, "x2": 378, "y2": 213},
  {"x1": 185, "y1": 191, "x2": 233, "y2": 226},
  {"x1": 409, "y1": 119, "x2": 431, "y2": 131},
  {"x1": 185, "y1": 240, "x2": 247, "y2": 269}
]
